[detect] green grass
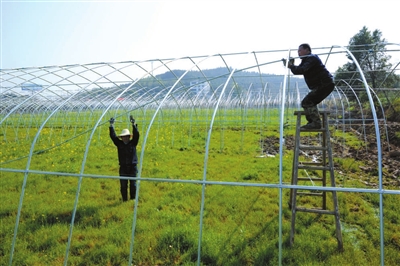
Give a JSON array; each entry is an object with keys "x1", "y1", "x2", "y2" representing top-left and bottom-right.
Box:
[{"x1": 1, "y1": 109, "x2": 399, "y2": 265}]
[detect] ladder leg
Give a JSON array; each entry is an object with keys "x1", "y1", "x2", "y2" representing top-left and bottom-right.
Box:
[
  {"x1": 289, "y1": 113, "x2": 302, "y2": 209},
  {"x1": 289, "y1": 186, "x2": 298, "y2": 247},
  {"x1": 324, "y1": 112, "x2": 343, "y2": 251},
  {"x1": 290, "y1": 112, "x2": 302, "y2": 246},
  {"x1": 333, "y1": 190, "x2": 344, "y2": 251}
]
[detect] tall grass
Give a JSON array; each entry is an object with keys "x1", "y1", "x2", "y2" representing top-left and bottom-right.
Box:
[{"x1": 1, "y1": 109, "x2": 399, "y2": 265}]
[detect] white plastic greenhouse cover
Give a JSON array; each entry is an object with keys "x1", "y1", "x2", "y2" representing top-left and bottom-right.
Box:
[{"x1": 1, "y1": 44, "x2": 400, "y2": 265}]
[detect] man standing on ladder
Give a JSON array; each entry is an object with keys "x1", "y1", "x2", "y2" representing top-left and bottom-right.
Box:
[{"x1": 282, "y1": 43, "x2": 335, "y2": 129}]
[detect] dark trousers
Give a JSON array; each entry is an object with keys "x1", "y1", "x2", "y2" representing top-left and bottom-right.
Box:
[
  {"x1": 301, "y1": 83, "x2": 334, "y2": 123},
  {"x1": 119, "y1": 164, "x2": 137, "y2": 201}
]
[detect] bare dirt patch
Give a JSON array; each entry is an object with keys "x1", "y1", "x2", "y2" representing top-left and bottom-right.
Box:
[{"x1": 262, "y1": 122, "x2": 400, "y2": 187}]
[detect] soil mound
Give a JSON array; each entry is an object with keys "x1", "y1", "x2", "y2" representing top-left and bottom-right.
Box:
[{"x1": 262, "y1": 122, "x2": 400, "y2": 187}]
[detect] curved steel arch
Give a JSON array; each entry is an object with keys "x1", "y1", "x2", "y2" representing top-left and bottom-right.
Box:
[
  {"x1": 1, "y1": 45, "x2": 399, "y2": 266},
  {"x1": 334, "y1": 44, "x2": 385, "y2": 265}
]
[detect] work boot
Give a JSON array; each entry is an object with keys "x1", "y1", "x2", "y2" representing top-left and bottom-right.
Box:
[{"x1": 302, "y1": 106, "x2": 321, "y2": 129}]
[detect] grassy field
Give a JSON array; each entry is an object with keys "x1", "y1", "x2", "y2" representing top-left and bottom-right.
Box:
[{"x1": 1, "y1": 109, "x2": 399, "y2": 265}]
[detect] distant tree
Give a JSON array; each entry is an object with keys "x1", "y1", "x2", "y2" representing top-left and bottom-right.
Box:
[{"x1": 335, "y1": 26, "x2": 399, "y2": 89}]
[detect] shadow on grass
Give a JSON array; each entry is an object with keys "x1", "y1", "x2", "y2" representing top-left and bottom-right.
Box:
[
  {"x1": 19, "y1": 200, "x2": 125, "y2": 231},
  {"x1": 202, "y1": 189, "x2": 286, "y2": 264}
]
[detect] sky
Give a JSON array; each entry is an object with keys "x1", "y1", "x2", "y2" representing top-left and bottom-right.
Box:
[{"x1": 1, "y1": 0, "x2": 399, "y2": 70}]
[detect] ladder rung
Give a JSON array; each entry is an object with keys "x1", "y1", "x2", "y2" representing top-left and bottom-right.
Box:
[
  {"x1": 297, "y1": 192, "x2": 323, "y2": 196},
  {"x1": 299, "y1": 128, "x2": 326, "y2": 132},
  {"x1": 295, "y1": 207, "x2": 336, "y2": 215},
  {"x1": 298, "y1": 165, "x2": 331, "y2": 171},
  {"x1": 299, "y1": 162, "x2": 324, "y2": 166},
  {"x1": 297, "y1": 177, "x2": 324, "y2": 181},
  {"x1": 300, "y1": 162, "x2": 324, "y2": 165},
  {"x1": 294, "y1": 111, "x2": 330, "y2": 115},
  {"x1": 299, "y1": 145, "x2": 327, "y2": 151}
]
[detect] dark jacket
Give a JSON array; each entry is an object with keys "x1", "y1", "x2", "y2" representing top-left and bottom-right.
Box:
[
  {"x1": 109, "y1": 124, "x2": 140, "y2": 165},
  {"x1": 289, "y1": 54, "x2": 334, "y2": 90}
]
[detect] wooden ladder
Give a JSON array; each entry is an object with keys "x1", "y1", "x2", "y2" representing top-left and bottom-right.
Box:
[{"x1": 289, "y1": 111, "x2": 343, "y2": 251}]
